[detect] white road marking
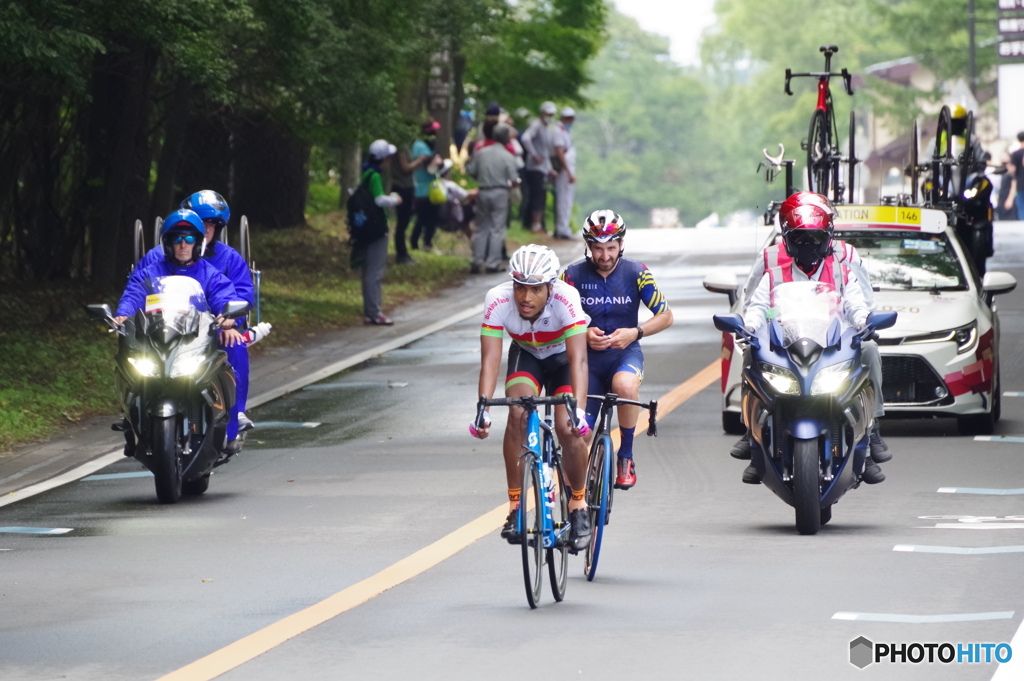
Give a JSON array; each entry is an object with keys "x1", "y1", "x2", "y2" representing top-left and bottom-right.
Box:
[
  {"x1": 833, "y1": 611, "x2": 1015, "y2": 623},
  {"x1": 894, "y1": 544, "x2": 1024, "y2": 554},
  {"x1": 991, "y1": 615, "x2": 1024, "y2": 679},
  {"x1": 253, "y1": 422, "x2": 321, "y2": 429},
  {"x1": 81, "y1": 471, "x2": 153, "y2": 481},
  {"x1": 1002, "y1": 392, "x2": 1024, "y2": 396},
  {"x1": 973, "y1": 436, "x2": 1024, "y2": 444},
  {"x1": 929, "y1": 524, "x2": 1024, "y2": 530},
  {"x1": 938, "y1": 487, "x2": 1024, "y2": 495},
  {"x1": 0, "y1": 527, "x2": 73, "y2": 535}
]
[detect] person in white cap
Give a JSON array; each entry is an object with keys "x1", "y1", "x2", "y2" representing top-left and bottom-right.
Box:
[
  {"x1": 552, "y1": 106, "x2": 577, "y2": 239},
  {"x1": 356, "y1": 139, "x2": 402, "y2": 325},
  {"x1": 520, "y1": 101, "x2": 558, "y2": 233}
]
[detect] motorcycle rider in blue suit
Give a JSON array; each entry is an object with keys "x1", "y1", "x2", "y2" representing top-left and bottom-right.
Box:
[
  {"x1": 116, "y1": 210, "x2": 246, "y2": 449},
  {"x1": 135, "y1": 192, "x2": 255, "y2": 451}
]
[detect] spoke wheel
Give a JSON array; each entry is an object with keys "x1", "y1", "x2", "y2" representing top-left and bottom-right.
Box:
[
  {"x1": 152, "y1": 416, "x2": 183, "y2": 504},
  {"x1": 153, "y1": 216, "x2": 163, "y2": 254},
  {"x1": 807, "y1": 109, "x2": 831, "y2": 197},
  {"x1": 547, "y1": 460, "x2": 569, "y2": 601},
  {"x1": 240, "y1": 216, "x2": 251, "y2": 266},
  {"x1": 793, "y1": 439, "x2": 821, "y2": 535},
  {"x1": 584, "y1": 437, "x2": 612, "y2": 581},
  {"x1": 520, "y1": 456, "x2": 544, "y2": 608}
]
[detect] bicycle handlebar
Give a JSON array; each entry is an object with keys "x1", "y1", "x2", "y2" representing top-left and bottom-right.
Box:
[
  {"x1": 585, "y1": 393, "x2": 658, "y2": 437},
  {"x1": 476, "y1": 394, "x2": 580, "y2": 430},
  {"x1": 784, "y1": 67, "x2": 854, "y2": 97}
]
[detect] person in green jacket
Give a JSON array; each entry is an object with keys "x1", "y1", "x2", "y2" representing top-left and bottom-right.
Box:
[{"x1": 358, "y1": 139, "x2": 402, "y2": 325}]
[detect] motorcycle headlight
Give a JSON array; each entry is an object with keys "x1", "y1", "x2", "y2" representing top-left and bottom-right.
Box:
[
  {"x1": 811, "y1": 360, "x2": 854, "y2": 395},
  {"x1": 169, "y1": 353, "x2": 205, "y2": 378},
  {"x1": 127, "y1": 357, "x2": 159, "y2": 377},
  {"x1": 758, "y1": 362, "x2": 800, "y2": 395}
]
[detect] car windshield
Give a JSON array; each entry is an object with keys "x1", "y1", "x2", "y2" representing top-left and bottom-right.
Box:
[
  {"x1": 768, "y1": 281, "x2": 843, "y2": 348},
  {"x1": 841, "y1": 232, "x2": 967, "y2": 291},
  {"x1": 142, "y1": 275, "x2": 208, "y2": 336}
]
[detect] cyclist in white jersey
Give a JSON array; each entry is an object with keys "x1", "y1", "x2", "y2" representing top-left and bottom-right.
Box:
[{"x1": 470, "y1": 244, "x2": 593, "y2": 551}]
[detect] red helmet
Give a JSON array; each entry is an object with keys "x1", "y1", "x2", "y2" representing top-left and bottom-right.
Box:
[{"x1": 779, "y1": 192, "x2": 836, "y2": 267}]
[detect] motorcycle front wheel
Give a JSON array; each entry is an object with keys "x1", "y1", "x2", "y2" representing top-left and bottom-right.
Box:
[
  {"x1": 152, "y1": 416, "x2": 183, "y2": 504},
  {"x1": 793, "y1": 439, "x2": 821, "y2": 535}
]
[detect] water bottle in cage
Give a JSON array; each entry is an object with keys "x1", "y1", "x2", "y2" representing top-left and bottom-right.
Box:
[{"x1": 542, "y1": 462, "x2": 556, "y2": 507}]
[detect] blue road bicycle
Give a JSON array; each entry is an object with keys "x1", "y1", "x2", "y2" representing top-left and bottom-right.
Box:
[
  {"x1": 583, "y1": 393, "x2": 657, "y2": 581},
  {"x1": 476, "y1": 394, "x2": 580, "y2": 608}
]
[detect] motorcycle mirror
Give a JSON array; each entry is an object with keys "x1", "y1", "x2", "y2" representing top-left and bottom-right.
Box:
[
  {"x1": 866, "y1": 310, "x2": 897, "y2": 331},
  {"x1": 86, "y1": 303, "x2": 114, "y2": 320},
  {"x1": 712, "y1": 313, "x2": 745, "y2": 334},
  {"x1": 220, "y1": 301, "x2": 251, "y2": 319}
]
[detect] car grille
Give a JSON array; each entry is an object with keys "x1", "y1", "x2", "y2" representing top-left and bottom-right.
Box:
[{"x1": 881, "y1": 356, "x2": 952, "y2": 405}]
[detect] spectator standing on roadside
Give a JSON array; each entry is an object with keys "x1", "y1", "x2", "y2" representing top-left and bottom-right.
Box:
[
  {"x1": 392, "y1": 145, "x2": 423, "y2": 264},
  {"x1": 1004, "y1": 131, "x2": 1024, "y2": 220},
  {"x1": 411, "y1": 120, "x2": 444, "y2": 252},
  {"x1": 520, "y1": 101, "x2": 558, "y2": 234},
  {"x1": 552, "y1": 107, "x2": 577, "y2": 240},
  {"x1": 467, "y1": 124, "x2": 519, "y2": 274},
  {"x1": 355, "y1": 139, "x2": 402, "y2": 326}
]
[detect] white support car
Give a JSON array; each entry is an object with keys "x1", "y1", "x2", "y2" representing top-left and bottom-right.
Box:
[{"x1": 704, "y1": 205, "x2": 1017, "y2": 436}]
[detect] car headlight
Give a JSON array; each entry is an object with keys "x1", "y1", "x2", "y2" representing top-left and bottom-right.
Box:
[
  {"x1": 954, "y1": 322, "x2": 978, "y2": 354},
  {"x1": 169, "y1": 353, "x2": 205, "y2": 378},
  {"x1": 127, "y1": 357, "x2": 160, "y2": 377},
  {"x1": 811, "y1": 360, "x2": 854, "y2": 395},
  {"x1": 758, "y1": 362, "x2": 800, "y2": 395}
]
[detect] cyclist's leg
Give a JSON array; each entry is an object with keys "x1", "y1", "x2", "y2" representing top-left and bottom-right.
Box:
[
  {"x1": 543, "y1": 355, "x2": 588, "y2": 513},
  {"x1": 503, "y1": 344, "x2": 543, "y2": 513},
  {"x1": 611, "y1": 347, "x2": 644, "y2": 459},
  {"x1": 583, "y1": 349, "x2": 612, "y2": 434}
]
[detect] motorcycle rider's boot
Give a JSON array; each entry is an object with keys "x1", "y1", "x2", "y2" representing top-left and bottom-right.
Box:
[
  {"x1": 742, "y1": 464, "x2": 762, "y2": 484},
  {"x1": 223, "y1": 437, "x2": 244, "y2": 456},
  {"x1": 730, "y1": 433, "x2": 752, "y2": 460},
  {"x1": 868, "y1": 422, "x2": 891, "y2": 463},
  {"x1": 861, "y1": 459, "x2": 886, "y2": 484},
  {"x1": 113, "y1": 420, "x2": 135, "y2": 457},
  {"x1": 238, "y1": 412, "x2": 255, "y2": 433}
]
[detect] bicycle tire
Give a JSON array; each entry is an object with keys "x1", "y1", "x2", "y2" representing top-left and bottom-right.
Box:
[
  {"x1": 153, "y1": 216, "x2": 163, "y2": 253},
  {"x1": 547, "y1": 457, "x2": 569, "y2": 602},
  {"x1": 911, "y1": 119, "x2": 919, "y2": 204},
  {"x1": 959, "y1": 111, "x2": 975, "y2": 198},
  {"x1": 520, "y1": 455, "x2": 544, "y2": 609},
  {"x1": 847, "y1": 110, "x2": 856, "y2": 204},
  {"x1": 933, "y1": 106, "x2": 954, "y2": 204},
  {"x1": 133, "y1": 219, "x2": 146, "y2": 266},
  {"x1": 807, "y1": 109, "x2": 831, "y2": 196},
  {"x1": 583, "y1": 436, "x2": 613, "y2": 581},
  {"x1": 240, "y1": 215, "x2": 251, "y2": 266}
]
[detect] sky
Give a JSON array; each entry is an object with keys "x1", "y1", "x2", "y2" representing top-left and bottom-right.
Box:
[{"x1": 611, "y1": 0, "x2": 719, "y2": 67}]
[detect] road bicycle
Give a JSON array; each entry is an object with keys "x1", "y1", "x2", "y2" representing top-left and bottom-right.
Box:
[
  {"x1": 786, "y1": 45, "x2": 856, "y2": 202},
  {"x1": 475, "y1": 393, "x2": 580, "y2": 609},
  {"x1": 583, "y1": 392, "x2": 657, "y2": 581}
]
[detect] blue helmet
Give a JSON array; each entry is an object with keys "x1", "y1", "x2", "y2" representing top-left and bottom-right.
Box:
[
  {"x1": 161, "y1": 209, "x2": 206, "y2": 264},
  {"x1": 181, "y1": 190, "x2": 230, "y2": 240}
]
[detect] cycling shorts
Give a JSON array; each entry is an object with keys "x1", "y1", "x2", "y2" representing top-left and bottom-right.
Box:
[
  {"x1": 585, "y1": 345, "x2": 645, "y2": 426},
  {"x1": 505, "y1": 343, "x2": 572, "y2": 396}
]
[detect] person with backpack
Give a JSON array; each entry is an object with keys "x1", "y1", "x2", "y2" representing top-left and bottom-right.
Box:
[{"x1": 348, "y1": 139, "x2": 401, "y2": 325}]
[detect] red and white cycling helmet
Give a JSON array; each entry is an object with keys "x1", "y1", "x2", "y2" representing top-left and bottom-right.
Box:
[{"x1": 583, "y1": 209, "x2": 626, "y2": 244}]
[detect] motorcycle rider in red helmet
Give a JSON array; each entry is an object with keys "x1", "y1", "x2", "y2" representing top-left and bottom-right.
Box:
[{"x1": 731, "y1": 192, "x2": 889, "y2": 485}]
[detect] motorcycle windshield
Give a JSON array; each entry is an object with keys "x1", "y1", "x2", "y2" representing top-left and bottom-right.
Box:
[
  {"x1": 768, "y1": 281, "x2": 843, "y2": 349},
  {"x1": 142, "y1": 276, "x2": 208, "y2": 337}
]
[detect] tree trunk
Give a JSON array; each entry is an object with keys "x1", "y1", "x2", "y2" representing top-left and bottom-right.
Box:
[
  {"x1": 150, "y1": 80, "x2": 192, "y2": 220},
  {"x1": 232, "y1": 115, "x2": 309, "y2": 229}
]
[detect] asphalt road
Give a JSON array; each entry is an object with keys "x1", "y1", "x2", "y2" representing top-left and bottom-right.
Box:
[{"x1": 2, "y1": 228, "x2": 1023, "y2": 680}]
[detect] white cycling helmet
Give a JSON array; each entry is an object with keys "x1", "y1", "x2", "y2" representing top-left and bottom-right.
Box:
[
  {"x1": 508, "y1": 244, "x2": 561, "y2": 285},
  {"x1": 584, "y1": 209, "x2": 626, "y2": 244}
]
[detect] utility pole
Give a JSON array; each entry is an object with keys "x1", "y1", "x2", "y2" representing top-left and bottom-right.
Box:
[{"x1": 968, "y1": 0, "x2": 977, "y2": 96}]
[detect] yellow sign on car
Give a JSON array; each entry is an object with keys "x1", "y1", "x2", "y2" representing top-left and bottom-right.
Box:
[{"x1": 834, "y1": 205, "x2": 946, "y2": 233}]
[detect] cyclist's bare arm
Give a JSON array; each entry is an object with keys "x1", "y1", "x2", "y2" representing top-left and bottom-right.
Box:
[
  {"x1": 565, "y1": 333, "x2": 590, "y2": 436},
  {"x1": 474, "y1": 334, "x2": 504, "y2": 438},
  {"x1": 605, "y1": 307, "x2": 674, "y2": 349}
]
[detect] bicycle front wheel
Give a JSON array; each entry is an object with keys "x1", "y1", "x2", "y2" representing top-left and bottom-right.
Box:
[
  {"x1": 584, "y1": 436, "x2": 613, "y2": 581},
  {"x1": 547, "y1": 458, "x2": 569, "y2": 601},
  {"x1": 807, "y1": 109, "x2": 831, "y2": 196},
  {"x1": 520, "y1": 455, "x2": 544, "y2": 608}
]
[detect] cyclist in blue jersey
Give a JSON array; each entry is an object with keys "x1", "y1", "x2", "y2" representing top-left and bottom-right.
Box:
[{"x1": 561, "y1": 210, "x2": 674, "y2": 489}]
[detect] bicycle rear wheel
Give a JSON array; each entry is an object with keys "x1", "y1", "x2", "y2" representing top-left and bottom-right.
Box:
[
  {"x1": 584, "y1": 436, "x2": 613, "y2": 581},
  {"x1": 547, "y1": 458, "x2": 569, "y2": 602},
  {"x1": 807, "y1": 109, "x2": 831, "y2": 196},
  {"x1": 520, "y1": 455, "x2": 544, "y2": 608}
]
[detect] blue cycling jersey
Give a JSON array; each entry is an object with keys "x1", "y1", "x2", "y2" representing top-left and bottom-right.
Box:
[{"x1": 561, "y1": 257, "x2": 669, "y2": 348}]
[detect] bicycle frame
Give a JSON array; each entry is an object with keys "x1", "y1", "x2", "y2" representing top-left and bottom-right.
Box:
[{"x1": 523, "y1": 405, "x2": 569, "y2": 550}]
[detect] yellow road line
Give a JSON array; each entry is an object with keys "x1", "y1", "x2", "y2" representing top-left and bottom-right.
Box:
[{"x1": 157, "y1": 359, "x2": 721, "y2": 681}]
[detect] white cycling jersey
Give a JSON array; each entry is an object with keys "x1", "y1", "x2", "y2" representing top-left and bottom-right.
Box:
[{"x1": 480, "y1": 280, "x2": 587, "y2": 359}]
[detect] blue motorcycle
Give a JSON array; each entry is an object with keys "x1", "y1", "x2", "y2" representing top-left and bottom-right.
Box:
[{"x1": 714, "y1": 282, "x2": 896, "y2": 535}]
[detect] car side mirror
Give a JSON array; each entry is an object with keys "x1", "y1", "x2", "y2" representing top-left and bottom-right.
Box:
[
  {"x1": 221, "y1": 301, "x2": 251, "y2": 319},
  {"x1": 86, "y1": 303, "x2": 114, "y2": 320},
  {"x1": 703, "y1": 272, "x2": 740, "y2": 307},
  {"x1": 866, "y1": 310, "x2": 897, "y2": 331},
  {"x1": 982, "y1": 271, "x2": 1017, "y2": 296}
]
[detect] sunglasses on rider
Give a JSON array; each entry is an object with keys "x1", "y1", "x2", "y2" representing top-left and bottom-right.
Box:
[
  {"x1": 170, "y1": 234, "x2": 197, "y2": 245},
  {"x1": 510, "y1": 271, "x2": 548, "y2": 285},
  {"x1": 788, "y1": 230, "x2": 829, "y2": 246},
  {"x1": 586, "y1": 222, "x2": 620, "y2": 237}
]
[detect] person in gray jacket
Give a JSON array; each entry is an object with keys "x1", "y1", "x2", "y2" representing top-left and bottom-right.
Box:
[{"x1": 467, "y1": 124, "x2": 520, "y2": 273}]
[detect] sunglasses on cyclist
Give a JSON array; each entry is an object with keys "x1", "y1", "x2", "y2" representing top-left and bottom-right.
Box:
[
  {"x1": 170, "y1": 234, "x2": 197, "y2": 245},
  {"x1": 510, "y1": 271, "x2": 549, "y2": 285},
  {"x1": 587, "y1": 222, "x2": 620, "y2": 238}
]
